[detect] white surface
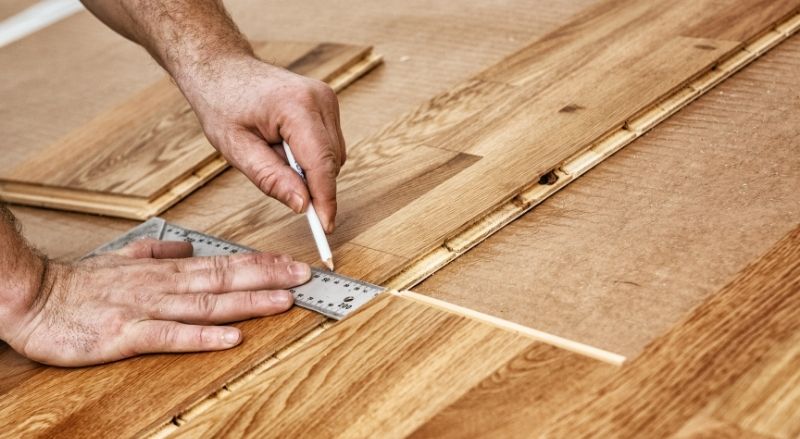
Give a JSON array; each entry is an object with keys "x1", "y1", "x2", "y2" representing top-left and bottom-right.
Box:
[{"x1": 0, "y1": 0, "x2": 83, "y2": 47}]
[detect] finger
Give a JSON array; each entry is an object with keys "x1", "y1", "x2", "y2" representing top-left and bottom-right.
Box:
[
  {"x1": 125, "y1": 320, "x2": 242, "y2": 354},
  {"x1": 169, "y1": 252, "x2": 293, "y2": 273},
  {"x1": 152, "y1": 290, "x2": 293, "y2": 324},
  {"x1": 171, "y1": 261, "x2": 311, "y2": 294},
  {"x1": 224, "y1": 127, "x2": 309, "y2": 214},
  {"x1": 283, "y1": 112, "x2": 339, "y2": 233},
  {"x1": 114, "y1": 239, "x2": 194, "y2": 259}
]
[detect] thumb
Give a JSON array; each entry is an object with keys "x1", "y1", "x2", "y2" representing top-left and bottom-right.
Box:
[{"x1": 224, "y1": 128, "x2": 309, "y2": 213}]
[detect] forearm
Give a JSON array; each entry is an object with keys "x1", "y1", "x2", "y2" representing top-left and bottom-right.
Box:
[
  {"x1": 0, "y1": 205, "x2": 47, "y2": 342},
  {"x1": 80, "y1": 0, "x2": 253, "y2": 89}
]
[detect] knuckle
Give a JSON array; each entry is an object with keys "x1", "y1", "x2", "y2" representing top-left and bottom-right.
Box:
[
  {"x1": 248, "y1": 291, "x2": 259, "y2": 308},
  {"x1": 208, "y1": 268, "x2": 233, "y2": 290},
  {"x1": 253, "y1": 166, "x2": 282, "y2": 197},
  {"x1": 155, "y1": 325, "x2": 178, "y2": 349},
  {"x1": 313, "y1": 150, "x2": 339, "y2": 175},
  {"x1": 196, "y1": 293, "x2": 218, "y2": 319},
  {"x1": 196, "y1": 326, "x2": 209, "y2": 347}
]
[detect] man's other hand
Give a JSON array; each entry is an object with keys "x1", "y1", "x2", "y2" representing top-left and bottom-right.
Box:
[
  {"x1": 180, "y1": 57, "x2": 345, "y2": 233},
  {"x1": 3, "y1": 239, "x2": 310, "y2": 367}
]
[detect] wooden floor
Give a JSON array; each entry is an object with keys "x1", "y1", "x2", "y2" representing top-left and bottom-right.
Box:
[
  {"x1": 417, "y1": 31, "x2": 800, "y2": 358},
  {"x1": 1, "y1": 0, "x2": 799, "y2": 437}
]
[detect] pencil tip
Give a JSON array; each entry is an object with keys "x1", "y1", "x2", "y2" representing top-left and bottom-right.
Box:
[{"x1": 323, "y1": 258, "x2": 334, "y2": 271}]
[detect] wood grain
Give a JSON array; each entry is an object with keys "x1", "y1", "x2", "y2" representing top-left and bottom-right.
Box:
[
  {"x1": 538, "y1": 224, "x2": 800, "y2": 437},
  {"x1": 709, "y1": 330, "x2": 800, "y2": 438},
  {"x1": 672, "y1": 416, "x2": 774, "y2": 439},
  {"x1": 167, "y1": 294, "x2": 534, "y2": 438},
  {"x1": 409, "y1": 343, "x2": 617, "y2": 439},
  {"x1": 416, "y1": 32, "x2": 800, "y2": 357},
  {"x1": 0, "y1": 308, "x2": 325, "y2": 437}
]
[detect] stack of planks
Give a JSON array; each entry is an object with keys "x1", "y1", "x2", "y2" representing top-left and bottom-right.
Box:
[{"x1": 1, "y1": 0, "x2": 799, "y2": 437}]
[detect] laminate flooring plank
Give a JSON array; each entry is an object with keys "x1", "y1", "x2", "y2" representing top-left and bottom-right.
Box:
[
  {"x1": 0, "y1": 308, "x2": 325, "y2": 438},
  {"x1": 408, "y1": 343, "x2": 617, "y2": 439},
  {"x1": 537, "y1": 225, "x2": 800, "y2": 438},
  {"x1": 167, "y1": 294, "x2": 534, "y2": 438},
  {"x1": 415, "y1": 33, "x2": 800, "y2": 357}
]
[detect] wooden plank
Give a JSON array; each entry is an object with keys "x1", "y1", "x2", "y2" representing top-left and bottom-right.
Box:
[
  {"x1": 709, "y1": 330, "x2": 800, "y2": 438},
  {"x1": 0, "y1": 308, "x2": 326, "y2": 437},
  {"x1": 415, "y1": 33, "x2": 800, "y2": 357},
  {"x1": 537, "y1": 224, "x2": 800, "y2": 437},
  {"x1": 164, "y1": 294, "x2": 533, "y2": 438},
  {"x1": 408, "y1": 343, "x2": 617, "y2": 439},
  {"x1": 0, "y1": 40, "x2": 380, "y2": 217}
]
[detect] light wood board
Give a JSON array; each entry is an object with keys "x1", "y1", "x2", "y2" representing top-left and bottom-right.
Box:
[
  {"x1": 162, "y1": 294, "x2": 613, "y2": 438},
  {"x1": 0, "y1": 37, "x2": 380, "y2": 219},
  {"x1": 416, "y1": 32, "x2": 800, "y2": 358}
]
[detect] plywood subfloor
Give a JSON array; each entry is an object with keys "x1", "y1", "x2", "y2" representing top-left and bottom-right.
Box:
[{"x1": 416, "y1": 32, "x2": 800, "y2": 358}]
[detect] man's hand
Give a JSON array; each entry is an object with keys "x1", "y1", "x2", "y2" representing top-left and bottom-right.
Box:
[
  {"x1": 180, "y1": 56, "x2": 345, "y2": 233},
  {"x1": 1, "y1": 239, "x2": 310, "y2": 367},
  {"x1": 81, "y1": 0, "x2": 346, "y2": 232}
]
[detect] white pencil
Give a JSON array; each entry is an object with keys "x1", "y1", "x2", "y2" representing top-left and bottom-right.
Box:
[{"x1": 282, "y1": 141, "x2": 334, "y2": 271}]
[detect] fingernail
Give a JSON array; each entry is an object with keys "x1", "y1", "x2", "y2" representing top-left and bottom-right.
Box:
[
  {"x1": 289, "y1": 192, "x2": 304, "y2": 213},
  {"x1": 288, "y1": 262, "x2": 310, "y2": 278},
  {"x1": 270, "y1": 290, "x2": 293, "y2": 306},
  {"x1": 222, "y1": 329, "x2": 240, "y2": 345}
]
